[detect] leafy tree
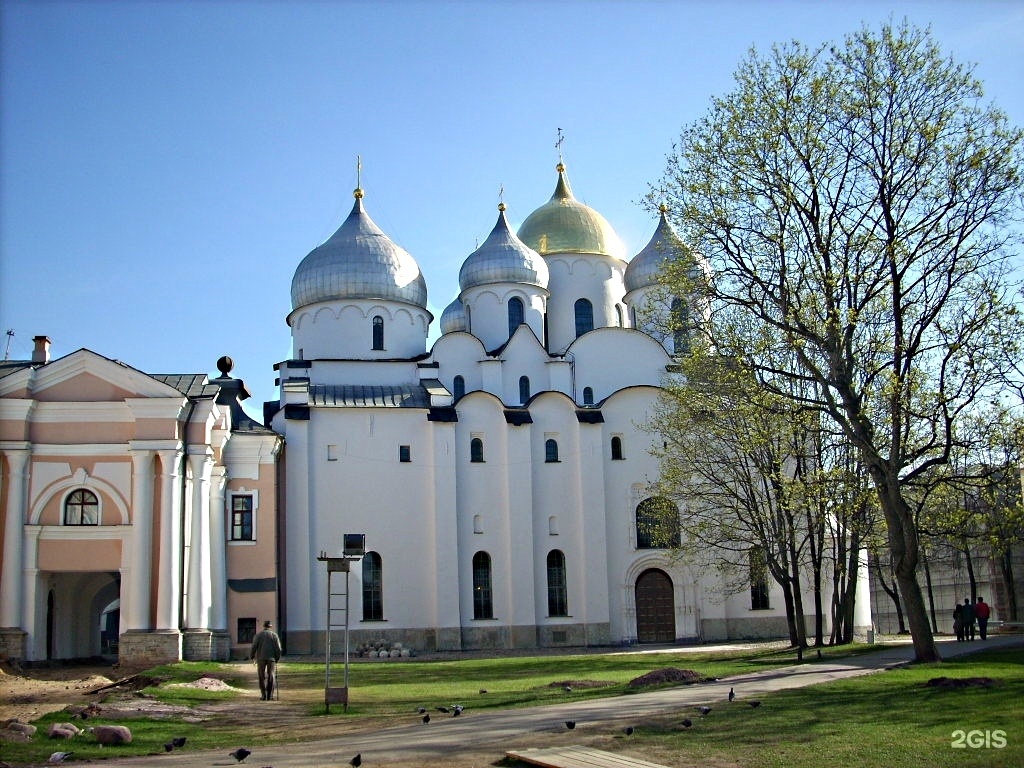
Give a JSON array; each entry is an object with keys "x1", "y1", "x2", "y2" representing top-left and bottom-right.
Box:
[{"x1": 653, "y1": 21, "x2": 1023, "y2": 661}]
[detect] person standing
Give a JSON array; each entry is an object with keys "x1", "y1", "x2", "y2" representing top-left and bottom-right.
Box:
[
  {"x1": 250, "y1": 620, "x2": 282, "y2": 700},
  {"x1": 974, "y1": 596, "x2": 991, "y2": 640},
  {"x1": 953, "y1": 601, "x2": 964, "y2": 642},
  {"x1": 961, "y1": 598, "x2": 976, "y2": 641}
]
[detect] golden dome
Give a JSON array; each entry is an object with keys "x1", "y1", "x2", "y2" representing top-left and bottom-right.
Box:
[{"x1": 517, "y1": 164, "x2": 626, "y2": 260}]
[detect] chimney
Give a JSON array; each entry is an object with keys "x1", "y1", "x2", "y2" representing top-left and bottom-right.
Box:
[{"x1": 32, "y1": 335, "x2": 51, "y2": 364}]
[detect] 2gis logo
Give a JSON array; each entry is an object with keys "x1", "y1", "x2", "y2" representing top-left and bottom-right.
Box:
[{"x1": 951, "y1": 729, "x2": 1008, "y2": 749}]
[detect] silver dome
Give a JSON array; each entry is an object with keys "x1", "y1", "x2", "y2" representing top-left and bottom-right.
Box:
[
  {"x1": 625, "y1": 207, "x2": 687, "y2": 292},
  {"x1": 458, "y1": 205, "x2": 549, "y2": 292},
  {"x1": 439, "y1": 297, "x2": 468, "y2": 334},
  {"x1": 291, "y1": 193, "x2": 428, "y2": 311}
]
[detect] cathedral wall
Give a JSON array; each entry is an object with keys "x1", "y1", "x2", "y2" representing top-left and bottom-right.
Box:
[
  {"x1": 543, "y1": 255, "x2": 628, "y2": 353},
  {"x1": 293, "y1": 407, "x2": 444, "y2": 644},
  {"x1": 569, "y1": 330, "x2": 671, "y2": 404},
  {"x1": 306, "y1": 359, "x2": 422, "y2": 388},
  {"x1": 290, "y1": 300, "x2": 429, "y2": 360}
]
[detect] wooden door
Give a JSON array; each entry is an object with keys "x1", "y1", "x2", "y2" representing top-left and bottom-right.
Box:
[{"x1": 635, "y1": 569, "x2": 676, "y2": 643}]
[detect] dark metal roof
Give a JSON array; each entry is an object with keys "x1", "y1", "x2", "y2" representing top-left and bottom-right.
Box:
[
  {"x1": 152, "y1": 374, "x2": 219, "y2": 399},
  {"x1": 309, "y1": 383, "x2": 429, "y2": 408}
]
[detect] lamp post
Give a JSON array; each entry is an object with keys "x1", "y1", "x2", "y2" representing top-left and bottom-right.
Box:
[{"x1": 317, "y1": 534, "x2": 365, "y2": 713}]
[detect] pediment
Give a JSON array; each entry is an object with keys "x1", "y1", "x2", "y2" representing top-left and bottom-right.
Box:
[{"x1": 8, "y1": 349, "x2": 189, "y2": 402}]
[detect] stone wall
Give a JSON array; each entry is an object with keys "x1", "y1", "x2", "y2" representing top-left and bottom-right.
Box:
[
  {"x1": 118, "y1": 630, "x2": 183, "y2": 667},
  {"x1": 0, "y1": 628, "x2": 27, "y2": 660}
]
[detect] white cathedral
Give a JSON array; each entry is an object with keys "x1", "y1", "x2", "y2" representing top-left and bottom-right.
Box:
[{"x1": 0, "y1": 162, "x2": 870, "y2": 665}]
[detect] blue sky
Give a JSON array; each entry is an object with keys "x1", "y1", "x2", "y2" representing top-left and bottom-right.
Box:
[{"x1": 2, "y1": 0, "x2": 1022, "y2": 411}]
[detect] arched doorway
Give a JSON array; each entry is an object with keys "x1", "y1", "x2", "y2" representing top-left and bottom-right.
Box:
[{"x1": 635, "y1": 569, "x2": 675, "y2": 643}]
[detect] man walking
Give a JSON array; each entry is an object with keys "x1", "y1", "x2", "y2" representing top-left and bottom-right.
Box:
[
  {"x1": 961, "y1": 598, "x2": 976, "y2": 642},
  {"x1": 250, "y1": 620, "x2": 282, "y2": 700}
]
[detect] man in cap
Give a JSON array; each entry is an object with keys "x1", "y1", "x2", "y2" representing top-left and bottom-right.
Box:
[{"x1": 250, "y1": 620, "x2": 282, "y2": 700}]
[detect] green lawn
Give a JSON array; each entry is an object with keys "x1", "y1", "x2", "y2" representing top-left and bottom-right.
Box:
[{"x1": 2, "y1": 644, "x2": 1021, "y2": 767}]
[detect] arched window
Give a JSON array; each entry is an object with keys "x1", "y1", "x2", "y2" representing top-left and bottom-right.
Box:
[
  {"x1": 635, "y1": 496, "x2": 681, "y2": 549},
  {"x1": 453, "y1": 375, "x2": 465, "y2": 400},
  {"x1": 750, "y1": 547, "x2": 770, "y2": 609},
  {"x1": 582, "y1": 387, "x2": 594, "y2": 406},
  {"x1": 547, "y1": 550, "x2": 568, "y2": 617},
  {"x1": 465, "y1": 304, "x2": 472, "y2": 333},
  {"x1": 615, "y1": 304, "x2": 624, "y2": 327},
  {"x1": 472, "y1": 551, "x2": 493, "y2": 619},
  {"x1": 574, "y1": 298, "x2": 594, "y2": 338},
  {"x1": 611, "y1": 436, "x2": 624, "y2": 460},
  {"x1": 519, "y1": 376, "x2": 530, "y2": 404},
  {"x1": 545, "y1": 438, "x2": 559, "y2": 463},
  {"x1": 362, "y1": 551, "x2": 384, "y2": 620},
  {"x1": 470, "y1": 437, "x2": 485, "y2": 463},
  {"x1": 372, "y1": 315, "x2": 384, "y2": 350},
  {"x1": 64, "y1": 489, "x2": 99, "y2": 525},
  {"x1": 508, "y1": 297, "x2": 524, "y2": 337}
]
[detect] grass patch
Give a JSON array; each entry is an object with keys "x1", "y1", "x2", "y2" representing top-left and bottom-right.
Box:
[
  {"x1": 634, "y1": 648, "x2": 1024, "y2": 768},
  {"x1": 3, "y1": 644, "x2": 1019, "y2": 767}
]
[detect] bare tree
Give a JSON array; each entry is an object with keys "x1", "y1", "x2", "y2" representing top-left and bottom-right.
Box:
[{"x1": 653, "y1": 21, "x2": 1023, "y2": 661}]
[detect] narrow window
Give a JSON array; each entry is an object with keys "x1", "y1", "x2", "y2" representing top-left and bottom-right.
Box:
[
  {"x1": 237, "y1": 617, "x2": 257, "y2": 644},
  {"x1": 453, "y1": 375, "x2": 465, "y2": 400},
  {"x1": 611, "y1": 436, "x2": 624, "y2": 460},
  {"x1": 230, "y1": 495, "x2": 255, "y2": 541},
  {"x1": 399, "y1": 445, "x2": 411, "y2": 463},
  {"x1": 671, "y1": 298, "x2": 690, "y2": 355},
  {"x1": 470, "y1": 437, "x2": 485, "y2": 463},
  {"x1": 327, "y1": 444, "x2": 339, "y2": 461},
  {"x1": 574, "y1": 298, "x2": 594, "y2": 337},
  {"x1": 615, "y1": 304, "x2": 624, "y2": 327},
  {"x1": 750, "y1": 547, "x2": 770, "y2": 610},
  {"x1": 582, "y1": 387, "x2": 594, "y2": 406},
  {"x1": 545, "y1": 438, "x2": 559, "y2": 463},
  {"x1": 519, "y1": 375, "x2": 530, "y2": 404},
  {"x1": 372, "y1": 315, "x2": 384, "y2": 350},
  {"x1": 472, "y1": 551, "x2": 494, "y2": 619},
  {"x1": 547, "y1": 550, "x2": 568, "y2": 617},
  {"x1": 362, "y1": 551, "x2": 384, "y2": 620},
  {"x1": 64, "y1": 489, "x2": 99, "y2": 525},
  {"x1": 508, "y1": 297, "x2": 524, "y2": 337},
  {"x1": 635, "y1": 496, "x2": 680, "y2": 549}
]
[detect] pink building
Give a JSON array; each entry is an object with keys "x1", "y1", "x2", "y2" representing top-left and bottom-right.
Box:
[{"x1": 0, "y1": 337, "x2": 281, "y2": 665}]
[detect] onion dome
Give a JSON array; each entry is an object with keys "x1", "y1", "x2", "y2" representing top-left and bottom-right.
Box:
[
  {"x1": 517, "y1": 163, "x2": 626, "y2": 259},
  {"x1": 458, "y1": 203, "x2": 549, "y2": 291},
  {"x1": 440, "y1": 297, "x2": 468, "y2": 334},
  {"x1": 624, "y1": 205, "x2": 688, "y2": 291},
  {"x1": 291, "y1": 188, "x2": 427, "y2": 311}
]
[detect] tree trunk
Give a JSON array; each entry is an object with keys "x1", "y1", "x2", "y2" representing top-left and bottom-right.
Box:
[
  {"x1": 922, "y1": 544, "x2": 938, "y2": 633},
  {"x1": 963, "y1": 541, "x2": 977, "y2": 603},
  {"x1": 1000, "y1": 548, "x2": 1018, "y2": 621},
  {"x1": 872, "y1": 466, "x2": 940, "y2": 661}
]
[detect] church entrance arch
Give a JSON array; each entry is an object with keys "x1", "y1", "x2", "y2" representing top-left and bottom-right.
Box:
[
  {"x1": 635, "y1": 568, "x2": 675, "y2": 643},
  {"x1": 44, "y1": 572, "x2": 120, "y2": 659}
]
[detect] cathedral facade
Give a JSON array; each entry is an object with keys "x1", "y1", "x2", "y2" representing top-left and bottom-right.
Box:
[
  {"x1": 270, "y1": 163, "x2": 851, "y2": 655},
  {"x1": 0, "y1": 162, "x2": 869, "y2": 665}
]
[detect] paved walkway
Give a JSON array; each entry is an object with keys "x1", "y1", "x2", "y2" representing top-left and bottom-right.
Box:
[{"x1": 96, "y1": 634, "x2": 1023, "y2": 767}]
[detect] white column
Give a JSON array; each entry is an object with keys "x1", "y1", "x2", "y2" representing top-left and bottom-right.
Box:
[
  {"x1": 185, "y1": 450, "x2": 214, "y2": 629},
  {"x1": 123, "y1": 449, "x2": 155, "y2": 632},
  {"x1": 156, "y1": 449, "x2": 183, "y2": 631},
  {"x1": 208, "y1": 467, "x2": 228, "y2": 631},
  {"x1": 0, "y1": 449, "x2": 30, "y2": 628}
]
